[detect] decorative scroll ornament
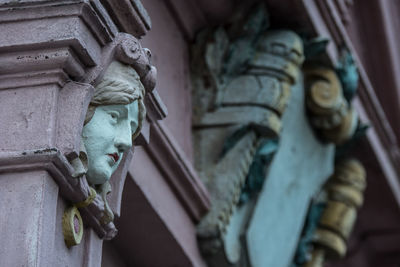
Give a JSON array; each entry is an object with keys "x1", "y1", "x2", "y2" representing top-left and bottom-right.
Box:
[
  {"x1": 191, "y1": 4, "x2": 304, "y2": 266},
  {"x1": 305, "y1": 68, "x2": 358, "y2": 144},
  {"x1": 303, "y1": 159, "x2": 366, "y2": 267},
  {"x1": 304, "y1": 40, "x2": 361, "y2": 145}
]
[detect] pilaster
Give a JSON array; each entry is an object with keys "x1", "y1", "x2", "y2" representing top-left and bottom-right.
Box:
[{"x1": 0, "y1": 0, "x2": 165, "y2": 265}]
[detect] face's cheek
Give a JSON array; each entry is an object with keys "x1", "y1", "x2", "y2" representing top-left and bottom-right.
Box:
[{"x1": 82, "y1": 107, "x2": 116, "y2": 184}]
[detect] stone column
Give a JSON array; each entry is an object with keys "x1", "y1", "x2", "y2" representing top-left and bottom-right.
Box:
[{"x1": 0, "y1": 1, "x2": 164, "y2": 266}]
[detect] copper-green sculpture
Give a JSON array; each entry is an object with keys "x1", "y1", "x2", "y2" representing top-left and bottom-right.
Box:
[{"x1": 63, "y1": 61, "x2": 146, "y2": 247}]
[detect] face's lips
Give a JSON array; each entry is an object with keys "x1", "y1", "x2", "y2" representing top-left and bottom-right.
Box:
[{"x1": 107, "y1": 153, "x2": 120, "y2": 163}]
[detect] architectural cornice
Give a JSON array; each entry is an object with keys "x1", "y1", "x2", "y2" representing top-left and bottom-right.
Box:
[
  {"x1": 145, "y1": 121, "x2": 210, "y2": 223},
  {"x1": 101, "y1": 0, "x2": 151, "y2": 38},
  {"x1": 164, "y1": 0, "x2": 207, "y2": 41}
]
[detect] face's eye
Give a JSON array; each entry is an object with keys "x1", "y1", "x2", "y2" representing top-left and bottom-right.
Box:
[{"x1": 107, "y1": 111, "x2": 119, "y2": 124}]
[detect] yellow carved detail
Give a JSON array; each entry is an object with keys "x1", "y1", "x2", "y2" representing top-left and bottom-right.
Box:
[
  {"x1": 313, "y1": 228, "x2": 347, "y2": 258},
  {"x1": 75, "y1": 187, "x2": 97, "y2": 208},
  {"x1": 304, "y1": 159, "x2": 366, "y2": 266},
  {"x1": 319, "y1": 201, "x2": 357, "y2": 240},
  {"x1": 304, "y1": 249, "x2": 325, "y2": 267},
  {"x1": 62, "y1": 206, "x2": 84, "y2": 248},
  {"x1": 305, "y1": 68, "x2": 358, "y2": 144}
]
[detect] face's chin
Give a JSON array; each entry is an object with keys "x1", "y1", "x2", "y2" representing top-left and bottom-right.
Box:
[
  {"x1": 86, "y1": 153, "x2": 124, "y2": 185},
  {"x1": 86, "y1": 155, "x2": 114, "y2": 185}
]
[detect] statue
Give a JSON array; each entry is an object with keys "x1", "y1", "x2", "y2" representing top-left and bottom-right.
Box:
[
  {"x1": 62, "y1": 60, "x2": 147, "y2": 247},
  {"x1": 82, "y1": 60, "x2": 145, "y2": 223}
]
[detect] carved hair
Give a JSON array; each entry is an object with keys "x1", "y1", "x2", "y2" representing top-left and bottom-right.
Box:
[{"x1": 84, "y1": 61, "x2": 146, "y2": 139}]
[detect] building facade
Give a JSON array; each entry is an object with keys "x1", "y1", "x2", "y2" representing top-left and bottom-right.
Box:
[{"x1": 0, "y1": 0, "x2": 400, "y2": 267}]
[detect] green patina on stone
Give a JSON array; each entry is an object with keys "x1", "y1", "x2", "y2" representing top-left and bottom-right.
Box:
[
  {"x1": 292, "y1": 202, "x2": 326, "y2": 266},
  {"x1": 336, "y1": 49, "x2": 359, "y2": 102},
  {"x1": 239, "y1": 138, "x2": 278, "y2": 204}
]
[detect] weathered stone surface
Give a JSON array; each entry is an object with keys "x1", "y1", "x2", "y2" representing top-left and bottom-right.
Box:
[
  {"x1": 192, "y1": 7, "x2": 306, "y2": 262},
  {"x1": 246, "y1": 76, "x2": 335, "y2": 267},
  {"x1": 193, "y1": 30, "x2": 305, "y2": 267},
  {"x1": 0, "y1": 171, "x2": 58, "y2": 267}
]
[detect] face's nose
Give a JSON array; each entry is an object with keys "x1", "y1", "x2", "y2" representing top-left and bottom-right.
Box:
[{"x1": 114, "y1": 122, "x2": 132, "y2": 153}]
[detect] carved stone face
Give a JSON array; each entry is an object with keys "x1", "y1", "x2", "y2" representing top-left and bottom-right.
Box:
[{"x1": 82, "y1": 100, "x2": 139, "y2": 185}]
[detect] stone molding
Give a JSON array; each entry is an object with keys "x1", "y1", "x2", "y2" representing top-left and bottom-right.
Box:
[
  {"x1": 101, "y1": 0, "x2": 151, "y2": 38},
  {"x1": 145, "y1": 121, "x2": 211, "y2": 222}
]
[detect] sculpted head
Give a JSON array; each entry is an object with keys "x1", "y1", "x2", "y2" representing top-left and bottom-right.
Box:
[{"x1": 82, "y1": 61, "x2": 146, "y2": 185}]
